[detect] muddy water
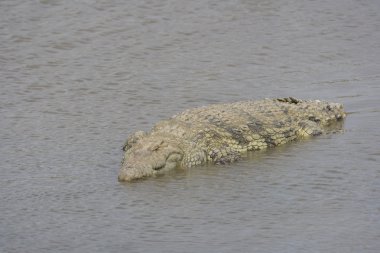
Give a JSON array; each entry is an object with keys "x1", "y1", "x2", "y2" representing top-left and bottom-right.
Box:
[{"x1": 1, "y1": 0, "x2": 379, "y2": 252}]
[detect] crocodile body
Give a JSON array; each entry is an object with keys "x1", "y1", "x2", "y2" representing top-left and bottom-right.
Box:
[{"x1": 118, "y1": 97, "x2": 346, "y2": 181}]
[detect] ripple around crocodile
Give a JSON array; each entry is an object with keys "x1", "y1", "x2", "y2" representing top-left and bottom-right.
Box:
[{"x1": 118, "y1": 97, "x2": 346, "y2": 182}]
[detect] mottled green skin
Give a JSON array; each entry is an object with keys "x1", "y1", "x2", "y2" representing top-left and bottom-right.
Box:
[{"x1": 118, "y1": 97, "x2": 346, "y2": 181}]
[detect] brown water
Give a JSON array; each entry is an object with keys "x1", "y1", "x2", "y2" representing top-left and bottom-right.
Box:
[{"x1": 1, "y1": 0, "x2": 380, "y2": 252}]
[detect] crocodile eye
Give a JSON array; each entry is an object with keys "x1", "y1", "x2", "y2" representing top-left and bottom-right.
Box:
[
  {"x1": 150, "y1": 140, "x2": 164, "y2": 152},
  {"x1": 151, "y1": 144, "x2": 160, "y2": 151}
]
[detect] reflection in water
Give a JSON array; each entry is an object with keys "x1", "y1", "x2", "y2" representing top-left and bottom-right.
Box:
[{"x1": 1, "y1": 0, "x2": 380, "y2": 252}]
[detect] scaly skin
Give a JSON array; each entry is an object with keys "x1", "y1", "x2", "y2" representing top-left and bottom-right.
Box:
[{"x1": 118, "y1": 97, "x2": 346, "y2": 181}]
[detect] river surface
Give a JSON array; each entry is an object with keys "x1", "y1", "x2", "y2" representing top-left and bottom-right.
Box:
[{"x1": 1, "y1": 0, "x2": 380, "y2": 252}]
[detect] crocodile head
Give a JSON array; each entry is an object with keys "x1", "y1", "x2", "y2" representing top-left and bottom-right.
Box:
[{"x1": 118, "y1": 132, "x2": 183, "y2": 181}]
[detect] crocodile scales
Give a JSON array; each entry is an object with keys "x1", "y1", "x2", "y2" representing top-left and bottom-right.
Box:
[{"x1": 118, "y1": 97, "x2": 346, "y2": 181}]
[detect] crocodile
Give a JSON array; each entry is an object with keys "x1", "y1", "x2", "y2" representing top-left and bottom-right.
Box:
[{"x1": 118, "y1": 97, "x2": 346, "y2": 181}]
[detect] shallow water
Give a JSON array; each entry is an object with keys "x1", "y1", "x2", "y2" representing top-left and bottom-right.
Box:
[{"x1": 1, "y1": 0, "x2": 380, "y2": 252}]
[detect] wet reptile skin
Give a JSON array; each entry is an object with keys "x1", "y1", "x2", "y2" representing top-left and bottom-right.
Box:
[{"x1": 118, "y1": 97, "x2": 346, "y2": 181}]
